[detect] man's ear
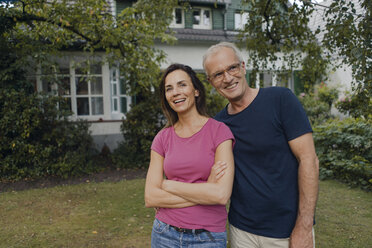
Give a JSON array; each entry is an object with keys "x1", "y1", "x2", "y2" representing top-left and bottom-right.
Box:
[{"x1": 241, "y1": 61, "x2": 246, "y2": 75}]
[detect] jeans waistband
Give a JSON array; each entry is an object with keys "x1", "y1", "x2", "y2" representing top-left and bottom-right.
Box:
[{"x1": 169, "y1": 224, "x2": 208, "y2": 234}]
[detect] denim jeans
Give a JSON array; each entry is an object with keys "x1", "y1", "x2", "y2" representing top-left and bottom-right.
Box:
[{"x1": 151, "y1": 218, "x2": 227, "y2": 248}]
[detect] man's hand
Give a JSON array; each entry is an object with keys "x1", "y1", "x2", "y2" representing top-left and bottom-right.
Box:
[
  {"x1": 290, "y1": 224, "x2": 314, "y2": 248},
  {"x1": 207, "y1": 161, "x2": 227, "y2": 183}
]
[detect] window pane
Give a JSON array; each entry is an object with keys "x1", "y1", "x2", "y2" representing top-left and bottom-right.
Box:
[
  {"x1": 59, "y1": 65, "x2": 69, "y2": 75},
  {"x1": 120, "y1": 78, "x2": 127, "y2": 95},
  {"x1": 235, "y1": 13, "x2": 242, "y2": 29},
  {"x1": 120, "y1": 97, "x2": 127, "y2": 114},
  {"x1": 112, "y1": 83, "x2": 117, "y2": 96},
  {"x1": 75, "y1": 62, "x2": 88, "y2": 75},
  {"x1": 91, "y1": 77, "x2": 103, "y2": 94},
  {"x1": 203, "y1": 10, "x2": 210, "y2": 26},
  {"x1": 193, "y1": 9, "x2": 200, "y2": 25},
  {"x1": 277, "y1": 73, "x2": 289, "y2": 88},
  {"x1": 113, "y1": 98, "x2": 118, "y2": 111},
  {"x1": 58, "y1": 76, "x2": 71, "y2": 95},
  {"x1": 42, "y1": 65, "x2": 55, "y2": 75},
  {"x1": 175, "y1": 8, "x2": 182, "y2": 24},
  {"x1": 90, "y1": 63, "x2": 102, "y2": 74},
  {"x1": 91, "y1": 97, "x2": 103, "y2": 115},
  {"x1": 76, "y1": 77, "x2": 88, "y2": 95},
  {"x1": 42, "y1": 81, "x2": 53, "y2": 93},
  {"x1": 61, "y1": 97, "x2": 72, "y2": 112},
  {"x1": 77, "y1": 97, "x2": 89, "y2": 115}
]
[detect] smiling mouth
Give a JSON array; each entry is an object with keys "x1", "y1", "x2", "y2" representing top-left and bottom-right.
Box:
[
  {"x1": 225, "y1": 82, "x2": 238, "y2": 90},
  {"x1": 173, "y1": 99, "x2": 186, "y2": 104}
]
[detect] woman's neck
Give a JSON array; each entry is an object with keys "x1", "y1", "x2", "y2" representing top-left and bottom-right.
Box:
[{"x1": 174, "y1": 112, "x2": 209, "y2": 138}]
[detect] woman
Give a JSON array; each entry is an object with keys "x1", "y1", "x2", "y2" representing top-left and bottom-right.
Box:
[{"x1": 145, "y1": 63, "x2": 235, "y2": 247}]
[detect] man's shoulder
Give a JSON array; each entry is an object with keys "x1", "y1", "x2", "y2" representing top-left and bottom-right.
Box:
[
  {"x1": 214, "y1": 106, "x2": 228, "y2": 121},
  {"x1": 262, "y1": 86, "x2": 291, "y2": 95}
]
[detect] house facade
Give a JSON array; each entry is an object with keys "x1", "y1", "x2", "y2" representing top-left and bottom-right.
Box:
[{"x1": 36, "y1": 0, "x2": 351, "y2": 151}]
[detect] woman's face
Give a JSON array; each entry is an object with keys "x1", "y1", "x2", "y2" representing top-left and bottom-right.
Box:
[{"x1": 164, "y1": 69, "x2": 199, "y2": 115}]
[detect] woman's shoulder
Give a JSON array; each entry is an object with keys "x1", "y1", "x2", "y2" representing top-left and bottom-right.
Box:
[
  {"x1": 209, "y1": 118, "x2": 229, "y2": 128},
  {"x1": 154, "y1": 126, "x2": 173, "y2": 140},
  {"x1": 207, "y1": 118, "x2": 232, "y2": 135}
]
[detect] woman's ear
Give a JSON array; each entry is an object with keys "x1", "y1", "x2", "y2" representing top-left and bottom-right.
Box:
[{"x1": 195, "y1": 90, "x2": 199, "y2": 97}]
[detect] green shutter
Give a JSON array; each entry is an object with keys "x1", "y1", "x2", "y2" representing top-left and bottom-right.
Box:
[
  {"x1": 212, "y1": 8, "x2": 224, "y2": 30},
  {"x1": 293, "y1": 70, "x2": 304, "y2": 95},
  {"x1": 185, "y1": 9, "x2": 193, "y2": 29},
  {"x1": 116, "y1": 0, "x2": 135, "y2": 15}
]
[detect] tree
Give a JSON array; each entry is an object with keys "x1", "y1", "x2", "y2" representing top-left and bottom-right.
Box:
[
  {"x1": 238, "y1": 0, "x2": 329, "y2": 92},
  {"x1": 323, "y1": 0, "x2": 371, "y2": 118},
  {"x1": 0, "y1": 0, "x2": 178, "y2": 179},
  {"x1": 0, "y1": 0, "x2": 177, "y2": 94},
  {"x1": 238, "y1": 0, "x2": 371, "y2": 117}
]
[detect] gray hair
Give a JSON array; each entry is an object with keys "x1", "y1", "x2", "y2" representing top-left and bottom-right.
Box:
[{"x1": 202, "y1": 42, "x2": 244, "y2": 71}]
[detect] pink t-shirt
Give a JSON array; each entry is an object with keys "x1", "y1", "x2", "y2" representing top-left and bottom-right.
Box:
[{"x1": 151, "y1": 118, "x2": 235, "y2": 232}]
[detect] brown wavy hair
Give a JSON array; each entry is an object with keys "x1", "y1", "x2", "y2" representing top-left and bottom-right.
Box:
[{"x1": 159, "y1": 63, "x2": 208, "y2": 127}]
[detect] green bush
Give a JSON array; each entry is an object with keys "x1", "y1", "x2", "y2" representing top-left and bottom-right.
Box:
[
  {"x1": 317, "y1": 82, "x2": 338, "y2": 107},
  {"x1": 112, "y1": 87, "x2": 165, "y2": 169},
  {"x1": 298, "y1": 83, "x2": 338, "y2": 125},
  {"x1": 336, "y1": 91, "x2": 372, "y2": 118},
  {"x1": 112, "y1": 73, "x2": 227, "y2": 169},
  {"x1": 313, "y1": 117, "x2": 372, "y2": 190},
  {"x1": 0, "y1": 89, "x2": 97, "y2": 181}
]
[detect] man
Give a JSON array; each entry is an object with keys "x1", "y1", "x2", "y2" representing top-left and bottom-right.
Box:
[{"x1": 203, "y1": 42, "x2": 319, "y2": 248}]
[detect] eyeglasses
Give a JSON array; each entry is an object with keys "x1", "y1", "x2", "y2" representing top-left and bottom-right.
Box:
[{"x1": 208, "y1": 62, "x2": 242, "y2": 83}]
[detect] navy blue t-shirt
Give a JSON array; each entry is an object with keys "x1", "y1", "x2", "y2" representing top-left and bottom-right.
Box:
[{"x1": 215, "y1": 87, "x2": 312, "y2": 238}]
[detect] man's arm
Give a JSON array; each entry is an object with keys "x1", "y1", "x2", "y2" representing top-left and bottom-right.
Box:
[
  {"x1": 288, "y1": 132, "x2": 319, "y2": 248},
  {"x1": 161, "y1": 139, "x2": 234, "y2": 205},
  {"x1": 144, "y1": 150, "x2": 196, "y2": 208}
]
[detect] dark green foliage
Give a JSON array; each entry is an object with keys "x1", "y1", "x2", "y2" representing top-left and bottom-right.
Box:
[
  {"x1": 0, "y1": 89, "x2": 97, "y2": 181},
  {"x1": 298, "y1": 83, "x2": 338, "y2": 125},
  {"x1": 112, "y1": 87, "x2": 165, "y2": 168},
  {"x1": 323, "y1": 0, "x2": 371, "y2": 117},
  {"x1": 336, "y1": 91, "x2": 372, "y2": 118},
  {"x1": 238, "y1": 0, "x2": 329, "y2": 92},
  {"x1": 314, "y1": 118, "x2": 372, "y2": 190},
  {"x1": 0, "y1": 20, "x2": 97, "y2": 180}
]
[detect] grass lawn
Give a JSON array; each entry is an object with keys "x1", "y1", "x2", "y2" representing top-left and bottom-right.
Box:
[{"x1": 0, "y1": 179, "x2": 371, "y2": 247}]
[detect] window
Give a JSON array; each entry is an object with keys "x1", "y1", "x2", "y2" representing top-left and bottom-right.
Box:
[
  {"x1": 192, "y1": 7, "x2": 212, "y2": 29},
  {"x1": 75, "y1": 62, "x2": 104, "y2": 116},
  {"x1": 38, "y1": 58, "x2": 133, "y2": 120},
  {"x1": 40, "y1": 60, "x2": 71, "y2": 111},
  {"x1": 235, "y1": 12, "x2": 249, "y2": 30},
  {"x1": 110, "y1": 68, "x2": 131, "y2": 117},
  {"x1": 275, "y1": 72, "x2": 290, "y2": 88},
  {"x1": 170, "y1": 7, "x2": 184, "y2": 28}
]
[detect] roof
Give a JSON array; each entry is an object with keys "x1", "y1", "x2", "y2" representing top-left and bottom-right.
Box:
[
  {"x1": 171, "y1": 28, "x2": 237, "y2": 42},
  {"x1": 181, "y1": 0, "x2": 231, "y2": 5}
]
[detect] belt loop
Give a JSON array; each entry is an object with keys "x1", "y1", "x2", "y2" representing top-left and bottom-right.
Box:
[{"x1": 206, "y1": 231, "x2": 215, "y2": 241}]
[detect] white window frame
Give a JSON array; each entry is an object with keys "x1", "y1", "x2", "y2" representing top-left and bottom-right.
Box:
[
  {"x1": 235, "y1": 12, "x2": 249, "y2": 30},
  {"x1": 37, "y1": 58, "x2": 105, "y2": 119},
  {"x1": 192, "y1": 7, "x2": 212, "y2": 30},
  {"x1": 110, "y1": 67, "x2": 132, "y2": 119},
  {"x1": 73, "y1": 61, "x2": 104, "y2": 117},
  {"x1": 170, "y1": 7, "x2": 185, "y2": 28}
]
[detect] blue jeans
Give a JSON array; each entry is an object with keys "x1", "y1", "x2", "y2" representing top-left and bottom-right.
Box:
[{"x1": 151, "y1": 218, "x2": 227, "y2": 248}]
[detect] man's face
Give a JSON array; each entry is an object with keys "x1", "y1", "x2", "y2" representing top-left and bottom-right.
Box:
[{"x1": 204, "y1": 47, "x2": 248, "y2": 103}]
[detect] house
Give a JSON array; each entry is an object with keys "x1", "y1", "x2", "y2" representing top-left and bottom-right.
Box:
[
  {"x1": 308, "y1": 0, "x2": 359, "y2": 94},
  {"x1": 35, "y1": 0, "x2": 351, "y2": 151}
]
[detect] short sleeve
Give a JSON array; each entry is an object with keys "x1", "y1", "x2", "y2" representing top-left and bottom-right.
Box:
[
  {"x1": 151, "y1": 130, "x2": 166, "y2": 157},
  {"x1": 213, "y1": 121, "x2": 235, "y2": 148},
  {"x1": 280, "y1": 88, "x2": 312, "y2": 141}
]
